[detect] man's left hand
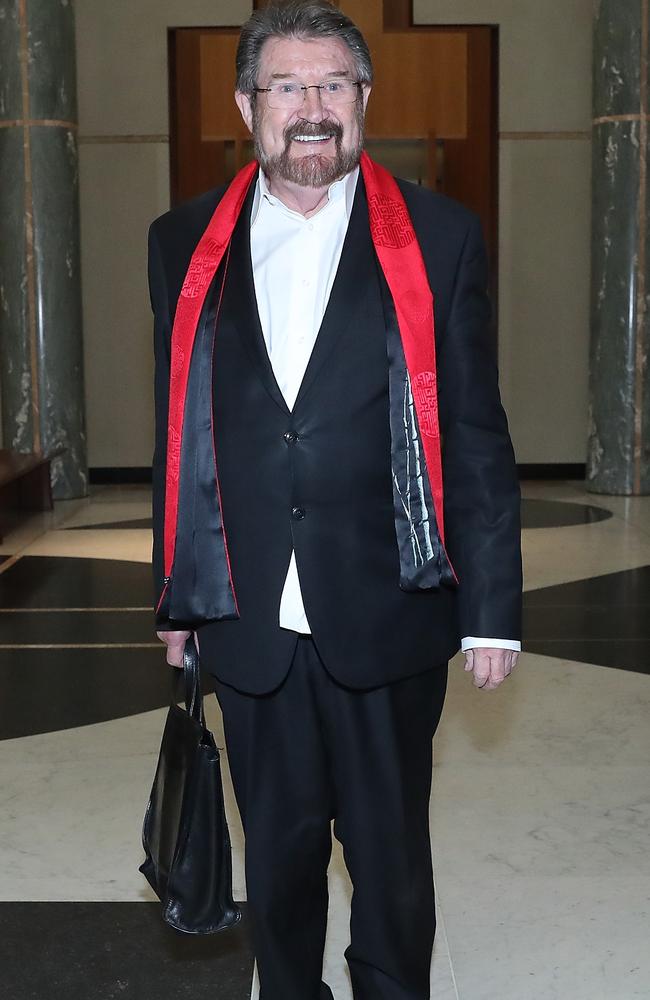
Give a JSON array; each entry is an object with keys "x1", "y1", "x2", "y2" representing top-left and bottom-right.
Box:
[{"x1": 464, "y1": 648, "x2": 519, "y2": 691}]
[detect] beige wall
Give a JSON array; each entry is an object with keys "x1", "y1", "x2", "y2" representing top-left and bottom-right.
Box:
[
  {"x1": 75, "y1": 0, "x2": 592, "y2": 467},
  {"x1": 75, "y1": 0, "x2": 251, "y2": 469},
  {"x1": 415, "y1": 0, "x2": 593, "y2": 463}
]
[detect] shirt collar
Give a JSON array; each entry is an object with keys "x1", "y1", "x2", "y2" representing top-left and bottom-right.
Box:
[{"x1": 250, "y1": 164, "x2": 359, "y2": 228}]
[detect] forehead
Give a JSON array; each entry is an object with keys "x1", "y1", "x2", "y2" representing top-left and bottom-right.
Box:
[{"x1": 257, "y1": 35, "x2": 357, "y2": 81}]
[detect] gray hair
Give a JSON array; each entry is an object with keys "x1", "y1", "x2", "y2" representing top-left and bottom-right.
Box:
[{"x1": 236, "y1": 0, "x2": 374, "y2": 96}]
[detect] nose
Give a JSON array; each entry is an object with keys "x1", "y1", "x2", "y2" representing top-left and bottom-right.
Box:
[{"x1": 300, "y1": 85, "x2": 326, "y2": 122}]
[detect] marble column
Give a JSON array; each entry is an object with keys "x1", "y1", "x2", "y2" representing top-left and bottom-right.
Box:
[
  {"x1": 588, "y1": 0, "x2": 650, "y2": 494},
  {"x1": 0, "y1": 0, "x2": 88, "y2": 499}
]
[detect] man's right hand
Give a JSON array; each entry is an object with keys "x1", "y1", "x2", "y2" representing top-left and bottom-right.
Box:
[{"x1": 156, "y1": 629, "x2": 191, "y2": 667}]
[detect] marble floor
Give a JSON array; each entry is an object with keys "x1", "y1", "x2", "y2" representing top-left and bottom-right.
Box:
[{"x1": 1, "y1": 481, "x2": 649, "y2": 999}]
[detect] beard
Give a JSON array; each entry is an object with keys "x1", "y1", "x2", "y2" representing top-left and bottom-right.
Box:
[{"x1": 252, "y1": 100, "x2": 365, "y2": 188}]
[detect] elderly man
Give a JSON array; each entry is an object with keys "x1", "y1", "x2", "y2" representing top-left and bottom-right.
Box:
[{"x1": 149, "y1": 2, "x2": 522, "y2": 998}]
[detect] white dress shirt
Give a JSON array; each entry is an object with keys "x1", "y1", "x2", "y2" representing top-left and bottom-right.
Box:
[{"x1": 249, "y1": 167, "x2": 520, "y2": 655}]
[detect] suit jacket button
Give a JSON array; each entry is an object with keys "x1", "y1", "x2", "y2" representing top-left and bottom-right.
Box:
[
  {"x1": 284, "y1": 430, "x2": 298, "y2": 444},
  {"x1": 292, "y1": 506, "x2": 305, "y2": 520}
]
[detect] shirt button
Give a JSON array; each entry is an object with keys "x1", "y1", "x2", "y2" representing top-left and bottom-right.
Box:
[
  {"x1": 292, "y1": 506, "x2": 306, "y2": 520},
  {"x1": 284, "y1": 430, "x2": 298, "y2": 444}
]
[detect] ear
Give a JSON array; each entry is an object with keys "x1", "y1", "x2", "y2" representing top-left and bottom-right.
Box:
[
  {"x1": 360, "y1": 83, "x2": 372, "y2": 114},
  {"x1": 235, "y1": 91, "x2": 254, "y2": 134}
]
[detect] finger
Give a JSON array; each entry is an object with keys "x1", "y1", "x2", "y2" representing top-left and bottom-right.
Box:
[
  {"x1": 484, "y1": 679, "x2": 502, "y2": 691},
  {"x1": 504, "y1": 650, "x2": 519, "y2": 677},
  {"x1": 484, "y1": 653, "x2": 517, "y2": 690},
  {"x1": 472, "y1": 650, "x2": 492, "y2": 688},
  {"x1": 482, "y1": 663, "x2": 506, "y2": 690},
  {"x1": 489, "y1": 653, "x2": 508, "y2": 686},
  {"x1": 156, "y1": 629, "x2": 191, "y2": 645},
  {"x1": 156, "y1": 631, "x2": 190, "y2": 667},
  {"x1": 464, "y1": 649, "x2": 474, "y2": 672},
  {"x1": 166, "y1": 643, "x2": 186, "y2": 667},
  {"x1": 477, "y1": 650, "x2": 512, "y2": 691},
  {"x1": 480, "y1": 673, "x2": 503, "y2": 691}
]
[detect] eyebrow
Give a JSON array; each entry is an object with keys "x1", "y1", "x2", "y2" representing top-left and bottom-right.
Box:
[{"x1": 268, "y1": 71, "x2": 353, "y2": 80}]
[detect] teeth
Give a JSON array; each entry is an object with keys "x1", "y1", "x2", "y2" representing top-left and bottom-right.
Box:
[{"x1": 294, "y1": 134, "x2": 333, "y2": 142}]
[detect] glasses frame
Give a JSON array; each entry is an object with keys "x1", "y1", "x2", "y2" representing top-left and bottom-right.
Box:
[{"x1": 254, "y1": 80, "x2": 363, "y2": 109}]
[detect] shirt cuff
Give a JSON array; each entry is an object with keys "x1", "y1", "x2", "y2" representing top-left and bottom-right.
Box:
[{"x1": 461, "y1": 637, "x2": 522, "y2": 653}]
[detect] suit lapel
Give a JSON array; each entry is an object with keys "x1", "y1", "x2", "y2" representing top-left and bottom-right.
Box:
[
  {"x1": 223, "y1": 170, "x2": 375, "y2": 415},
  {"x1": 224, "y1": 176, "x2": 291, "y2": 416},
  {"x1": 292, "y1": 176, "x2": 375, "y2": 410}
]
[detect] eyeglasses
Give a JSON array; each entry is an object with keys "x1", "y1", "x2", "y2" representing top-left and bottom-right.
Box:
[{"x1": 254, "y1": 79, "x2": 362, "y2": 110}]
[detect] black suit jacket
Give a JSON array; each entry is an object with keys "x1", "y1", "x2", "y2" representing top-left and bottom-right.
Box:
[{"x1": 149, "y1": 171, "x2": 522, "y2": 692}]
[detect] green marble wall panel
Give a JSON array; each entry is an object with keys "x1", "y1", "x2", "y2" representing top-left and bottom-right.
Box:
[
  {"x1": 588, "y1": 0, "x2": 650, "y2": 494},
  {"x1": 0, "y1": 126, "x2": 33, "y2": 452},
  {"x1": 588, "y1": 121, "x2": 640, "y2": 493},
  {"x1": 30, "y1": 124, "x2": 86, "y2": 496},
  {"x1": 0, "y1": 2, "x2": 23, "y2": 120},
  {"x1": 26, "y1": 0, "x2": 77, "y2": 121},
  {"x1": 642, "y1": 126, "x2": 650, "y2": 494},
  {"x1": 0, "y1": 0, "x2": 87, "y2": 497},
  {"x1": 593, "y1": 0, "x2": 641, "y2": 117}
]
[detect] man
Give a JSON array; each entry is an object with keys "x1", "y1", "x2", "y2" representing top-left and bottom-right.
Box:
[{"x1": 149, "y1": 2, "x2": 522, "y2": 998}]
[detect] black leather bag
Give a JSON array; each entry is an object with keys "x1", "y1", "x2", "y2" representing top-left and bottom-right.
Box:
[{"x1": 139, "y1": 633, "x2": 241, "y2": 934}]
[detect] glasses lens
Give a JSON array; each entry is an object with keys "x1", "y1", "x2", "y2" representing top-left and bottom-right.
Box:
[
  {"x1": 267, "y1": 83, "x2": 302, "y2": 109},
  {"x1": 265, "y1": 81, "x2": 358, "y2": 109},
  {"x1": 320, "y1": 81, "x2": 358, "y2": 103}
]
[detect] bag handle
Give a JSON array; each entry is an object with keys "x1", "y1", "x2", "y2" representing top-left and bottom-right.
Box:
[{"x1": 172, "y1": 632, "x2": 205, "y2": 726}]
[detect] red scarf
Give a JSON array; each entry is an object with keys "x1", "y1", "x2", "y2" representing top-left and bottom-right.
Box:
[{"x1": 157, "y1": 152, "x2": 455, "y2": 625}]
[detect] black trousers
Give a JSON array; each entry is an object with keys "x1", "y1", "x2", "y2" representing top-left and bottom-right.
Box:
[{"x1": 213, "y1": 636, "x2": 448, "y2": 1000}]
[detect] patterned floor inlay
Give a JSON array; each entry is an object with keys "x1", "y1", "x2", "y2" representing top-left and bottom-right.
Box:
[
  {"x1": 0, "y1": 902, "x2": 253, "y2": 1000},
  {"x1": 524, "y1": 565, "x2": 650, "y2": 673},
  {"x1": 521, "y1": 499, "x2": 612, "y2": 529}
]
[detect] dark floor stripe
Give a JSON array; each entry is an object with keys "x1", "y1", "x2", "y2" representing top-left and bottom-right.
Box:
[
  {"x1": 524, "y1": 565, "x2": 650, "y2": 674},
  {"x1": 520, "y1": 499, "x2": 612, "y2": 529},
  {"x1": 0, "y1": 901, "x2": 253, "y2": 1000},
  {"x1": 0, "y1": 555, "x2": 152, "y2": 609},
  {"x1": 0, "y1": 648, "x2": 215, "y2": 740},
  {"x1": 0, "y1": 609, "x2": 155, "y2": 645},
  {"x1": 524, "y1": 604, "x2": 650, "y2": 640},
  {"x1": 525, "y1": 565, "x2": 650, "y2": 606},
  {"x1": 64, "y1": 517, "x2": 153, "y2": 531},
  {"x1": 524, "y1": 639, "x2": 650, "y2": 673}
]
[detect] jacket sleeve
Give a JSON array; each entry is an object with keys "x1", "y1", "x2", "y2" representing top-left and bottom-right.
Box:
[
  {"x1": 148, "y1": 221, "x2": 174, "y2": 630},
  {"x1": 437, "y1": 214, "x2": 522, "y2": 641}
]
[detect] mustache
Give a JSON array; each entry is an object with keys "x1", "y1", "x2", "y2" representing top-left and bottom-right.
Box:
[{"x1": 283, "y1": 119, "x2": 344, "y2": 143}]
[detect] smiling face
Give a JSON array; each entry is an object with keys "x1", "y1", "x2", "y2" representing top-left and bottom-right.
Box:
[{"x1": 236, "y1": 35, "x2": 371, "y2": 189}]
